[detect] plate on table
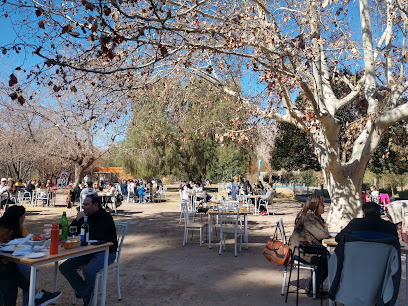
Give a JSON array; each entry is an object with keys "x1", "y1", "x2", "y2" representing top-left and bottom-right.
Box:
[
  {"x1": 0, "y1": 245, "x2": 31, "y2": 252},
  {"x1": 27, "y1": 252, "x2": 46, "y2": 259}
]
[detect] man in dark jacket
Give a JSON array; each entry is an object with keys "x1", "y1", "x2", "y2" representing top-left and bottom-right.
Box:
[
  {"x1": 59, "y1": 194, "x2": 117, "y2": 306},
  {"x1": 336, "y1": 201, "x2": 397, "y2": 241}
]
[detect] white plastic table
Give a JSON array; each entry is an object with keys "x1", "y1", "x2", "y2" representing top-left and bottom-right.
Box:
[
  {"x1": 0, "y1": 242, "x2": 113, "y2": 306},
  {"x1": 207, "y1": 208, "x2": 248, "y2": 249}
]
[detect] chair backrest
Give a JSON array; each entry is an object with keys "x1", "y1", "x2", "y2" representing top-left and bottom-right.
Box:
[
  {"x1": 277, "y1": 218, "x2": 287, "y2": 244},
  {"x1": 181, "y1": 201, "x2": 194, "y2": 226},
  {"x1": 114, "y1": 221, "x2": 130, "y2": 264},
  {"x1": 328, "y1": 238, "x2": 400, "y2": 305},
  {"x1": 218, "y1": 207, "x2": 240, "y2": 230}
]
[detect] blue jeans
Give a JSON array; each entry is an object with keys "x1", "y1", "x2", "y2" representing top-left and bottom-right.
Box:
[
  {"x1": 139, "y1": 194, "x2": 144, "y2": 203},
  {"x1": 59, "y1": 252, "x2": 116, "y2": 298}
]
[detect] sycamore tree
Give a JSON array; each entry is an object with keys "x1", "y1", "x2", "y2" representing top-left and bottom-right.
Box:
[{"x1": 3, "y1": 0, "x2": 408, "y2": 230}]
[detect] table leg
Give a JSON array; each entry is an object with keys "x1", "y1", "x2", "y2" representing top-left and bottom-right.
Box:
[
  {"x1": 101, "y1": 247, "x2": 109, "y2": 306},
  {"x1": 208, "y1": 213, "x2": 212, "y2": 249},
  {"x1": 53, "y1": 262, "x2": 58, "y2": 292},
  {"x1": 244, "y1": 214, "x2": 248, "y2": 250},
  {"x1": 28, "y1": 265, "x2": 37, "y2": 306}
]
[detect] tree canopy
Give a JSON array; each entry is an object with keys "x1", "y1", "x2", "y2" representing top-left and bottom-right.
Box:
[
  {"x1": 116, "y1": 78, "x2": 255, "y2": 181},
  {"x1": 4, "y1": 0, "x2": 408, "y2": 230}
]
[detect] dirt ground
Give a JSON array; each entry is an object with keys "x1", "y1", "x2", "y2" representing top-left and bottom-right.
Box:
[{"x1": 16, "y1": 186, "x2": 407, "y2": 306}]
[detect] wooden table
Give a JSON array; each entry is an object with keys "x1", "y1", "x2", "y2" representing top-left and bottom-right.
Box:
[
  {"x1": 0, "y1": 242, "x2": 113, "y2": 306},
  {"x1": 207, "y1": 208, "x2": 248, "y2": 249},
  {"x1": 244, "y1": 195, "x2": 263, "y2": 215}
]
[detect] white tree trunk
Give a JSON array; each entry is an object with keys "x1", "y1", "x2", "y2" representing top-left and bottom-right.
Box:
[{"x1": 324, "y1": 167, "x2": 364, "y2": 232}]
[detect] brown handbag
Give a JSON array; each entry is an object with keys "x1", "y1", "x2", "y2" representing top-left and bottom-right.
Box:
[{"x1": 263, "y1": 227, "x2": 291, "y2": 266}]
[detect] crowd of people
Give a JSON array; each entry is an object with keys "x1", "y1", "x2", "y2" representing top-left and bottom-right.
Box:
[{"x1": 0, "y1": 178, "x2": 59, "y2": 212}]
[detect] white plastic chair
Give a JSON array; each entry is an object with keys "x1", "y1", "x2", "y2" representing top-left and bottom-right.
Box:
[
  {"x1": 73, "y1": 221, "x2": 130, "y2": 305},
  {"x1": 181, "y1": 202, "x2": 204, "y2": 246},
  {"x1": 218, "y1": 206, "x2": 242, "y2": 257},
  {"x1": 18, "y1": 190, "x2": 32, "y2": 205},
  {"x1": 35, "y1": 189, "x2": 50, "y2": 206}
]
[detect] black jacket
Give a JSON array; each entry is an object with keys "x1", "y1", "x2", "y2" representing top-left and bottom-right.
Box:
[
  {"x1": 71, "y1": 209, "x2": 118, "y2": 253},
  {"x1": 335, "y1": 215, "x2": 398, "y2": 243}
]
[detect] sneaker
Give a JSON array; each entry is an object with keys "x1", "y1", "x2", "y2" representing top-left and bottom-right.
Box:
[
  {"x1": 83, "y1": 290, "x2": 94, "y2": 306},
  {"x1": 35, "y1": 290, "x2": 62, "y2": 306},
  {"x1": 307, "y1": 288, "x2": 328, "y2": 299}
]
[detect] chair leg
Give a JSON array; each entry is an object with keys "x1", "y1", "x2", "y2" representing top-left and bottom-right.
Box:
[
  {"x1": 219, "y1": 233, "x2": 223, "y2": 255},
  {"x1": 312, "y1": 269, "x2": 316, "y2": 299},
  {"x1": 116, "y1": 267, "x2": 121, "y2": 300},
  {"x1": 281, "y1": 266, "x2": 287, "y2": 295},
  {"x1": 93, "y1": 274, "x2": 98, "y2": 306},
  {"x1": 239, "y1": 234, "x2": 242, "y2": 252},
  {"x1": 183, "y1": 229, "x2": 187, "y2": 246},
  {"x1": 199, "y1": 229, "x2": 203, "y2": 246},
  {"x1": 234, "y1": 233, "x2": 237, "y2": 257},
  {"x1": 72, "y1": 291, "x2": 76, "y2": 305}
]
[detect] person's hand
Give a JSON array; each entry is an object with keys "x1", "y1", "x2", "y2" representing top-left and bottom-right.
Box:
[{"x1": 76, "y1": 211, "x2": 85, "y2": 221}]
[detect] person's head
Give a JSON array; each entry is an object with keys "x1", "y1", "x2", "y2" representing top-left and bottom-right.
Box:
[
  {"x1": 8, "y1": 179, "x2": 16, "y2": 193},
  {"x1": 17, "y1": 178, "x2": 23, "y2": 183},
  {"x1": 1, "y1": 178, "x2": 6, "y2": 186},
  {"x1": 370, "y1": 185, "x2": 377, "y2": 192},
  {"x1": 0, "y1": 205, "x2": 26, "y2": 239},
  {"x1": 31, "y1": 180, "x2": 36, "y2": 185},
  {"x1": 267, "y1": 182, "x2": 273, "y2": 189},
  {"x1": 93, "y1": 182, "x2": 99, "y2": 189},
  {"x1": 295, "y1": 195, "x2": 325, "y2": 226},
  {"x1": 46, "y1": 179, "x2": 51, "y2": 185},
  {"x1": 362, "y1": 201, "x2": 381, "y2": 217},
  {"x1": 234, "y1": 176, "x2": 239, "y2": 182},
  {"x1": 86, "y1": 180, "x2": 93, "y2": 188},
  {"x1": 83, "y1": 194, "x2": 101, "y2": 216}
]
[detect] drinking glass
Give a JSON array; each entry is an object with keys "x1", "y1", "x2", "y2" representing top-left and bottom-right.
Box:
[
  {"x1": 43, "y1": 224, "x2": 52, "y2": 240},
  {"x1": 69, "y1": 226, "x2": 77, "y2": 238}
]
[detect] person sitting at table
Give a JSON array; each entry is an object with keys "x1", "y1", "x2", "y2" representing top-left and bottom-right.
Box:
[
  {"x1": 370, "y1": 185, "x2": 380, "y2": 204},
  {"x1": 0, "y1": 205, "x2": 62, "y2": 306},
  {"x1": 0, "y1": 179, "x2": 17, "y2": 208},
  {"x1": 25, "y1": 180, "x2": 36, "y2": 201},
  {"x1": 0, "y1": 178, "x2": 7, "y2": 195},
  {"x1": 336, "y1": 201, "x2": 398, "y2": 241},
  {"x1": 93, "y1": 181, "x2": 103, "y2": 192},
  {"x1": 288, "y1": 195, "x2": 330, "y2": 298},
  {"x1": 259, "y1": 183, "x2": 276, "y2": 215},
  {"x1": 15, "y1": 178, "x2": 25, "y2": 192},
  {"x1": 79, "y1": 180, "x2": 98, "y2": 210},
  {"x1": 59, "y1": 194, "x2": 118, "y2": 306}
]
